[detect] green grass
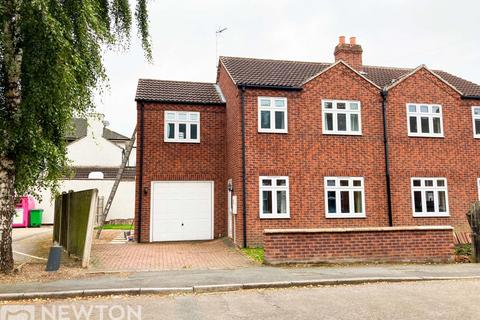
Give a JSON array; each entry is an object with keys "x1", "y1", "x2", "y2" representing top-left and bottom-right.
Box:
[
  {"x1": 94, "y1": 224, "x2": 133, "y2": 230},
  {"x1": 241, "y1": 247, "x2": 264, "y2": 263}
]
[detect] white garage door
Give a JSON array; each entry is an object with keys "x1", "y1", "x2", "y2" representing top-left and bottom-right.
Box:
[{"x1": 151, "y1": 181, "x2": 213, "y2": 242}]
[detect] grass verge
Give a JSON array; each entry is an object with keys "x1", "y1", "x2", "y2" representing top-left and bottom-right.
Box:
[
  {"x1": 241, "y1": 247, "x2": 264, "y2": 263},
  {"x1": 94, "y1": 224, "x2": 133, "y2": 230}
]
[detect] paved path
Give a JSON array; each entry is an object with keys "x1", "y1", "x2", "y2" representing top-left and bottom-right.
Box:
[
  {"x1": 2, "y1": 263, "x2": 480, "y2": 295},
  {"x1": 90, "y1": 239, "x2": 255, "y2": 271},
  {"x1": 5, "y1": 279, "x2": 480, "y2": 319}
]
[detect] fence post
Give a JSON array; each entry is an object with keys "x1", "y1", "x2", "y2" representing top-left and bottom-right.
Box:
[
  {"x1": 468, "y1": 201, "x2": 480, "y2": 263},
  {"x1": 66, "y1": 190, "x2": 73, "y2": 255}
]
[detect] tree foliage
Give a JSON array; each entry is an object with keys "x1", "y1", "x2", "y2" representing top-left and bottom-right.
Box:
[{"x1": 0, "y1": 0, "x2": 150, "y2": 196}]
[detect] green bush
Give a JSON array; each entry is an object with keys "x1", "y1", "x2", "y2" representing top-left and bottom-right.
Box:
[{"x1": 455, "y1": 244, "x2": 472, "y2": 256}]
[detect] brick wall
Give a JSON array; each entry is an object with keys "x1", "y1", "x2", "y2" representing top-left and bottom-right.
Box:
[
  {"x1": 241, "y1": 63, "x2": 390, "y2": 246},
  {"x1": 264, "y1": 226, "x2": 454, "y2": 264},
  {"x1": 387, "y1": 69, "x2": 480, "y2": 232},
  {"x1": 134, "y1": 102, "x2": 226, "y2": 242},
  {"x1": 218, "y1": 62, "x2": 479, "y2": 247},
  {"x1": 137, "y1": 61, "x2": 479, "y2": 247},
  {"x1": 217, "y1": 64, "x2": 245, "y2": 245}
]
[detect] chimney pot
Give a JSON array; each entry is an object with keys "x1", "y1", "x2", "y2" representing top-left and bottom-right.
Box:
[{"x1": 334, "y1": 36, "x2": 363, "y2": 71}]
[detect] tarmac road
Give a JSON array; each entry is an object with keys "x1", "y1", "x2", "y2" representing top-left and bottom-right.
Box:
[{"x1": 4, "y1": 278, "x2": 480, "y2": 320}]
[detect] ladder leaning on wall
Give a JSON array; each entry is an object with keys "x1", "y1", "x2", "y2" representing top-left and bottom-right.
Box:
[{"x1": 95, "y1": 126, "x2": 137, "y2": 239}]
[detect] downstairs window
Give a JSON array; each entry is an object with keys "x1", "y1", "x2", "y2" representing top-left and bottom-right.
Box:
[
  {"x1": 324, "y1": 177, "x2": 365, "y2": 218},
  {"x1": 411, "y1": 178, "x2": 449, "y2": 217},
  {"x1": 259, "y1": 176, "x2": 290, "y2": 218}
]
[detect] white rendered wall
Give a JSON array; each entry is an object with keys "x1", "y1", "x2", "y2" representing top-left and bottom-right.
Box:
[
  {"x1": 39, "y1": 180, "x2": 135, "y2": 224},
  {"x1": 68, "y1": 136, "x2": 123, "y2": 167}
]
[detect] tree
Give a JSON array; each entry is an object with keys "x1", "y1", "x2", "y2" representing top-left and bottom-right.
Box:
[{"x1": 0, "y1": 0, "x2": 151, "y2": 273}]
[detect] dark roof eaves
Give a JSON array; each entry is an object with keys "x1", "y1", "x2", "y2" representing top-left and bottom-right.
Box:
[
  {"x1": 238, "y1": 83, "x2": 303, "y2": 91},
  {"x1": 135, "y1": 98, "x2": 226, "y2": 106},
  {"x1": 461, "y1": 95, "x2": 480, "y2": 100}
]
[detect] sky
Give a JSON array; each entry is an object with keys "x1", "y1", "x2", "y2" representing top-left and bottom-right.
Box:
[{"x1": 97, "y1": 0, "x2": 480, "y2": 136}]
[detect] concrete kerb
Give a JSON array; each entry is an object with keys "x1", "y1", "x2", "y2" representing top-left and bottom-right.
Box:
[
  {"x1": 193, "y1": 284, "x2": 243, "y2": 293},
  {"x1": 1, "y1": 276, "x2": 479, "y2": 301},
  {"x1": 140, "y1": 287, "x2": 193, "y2": 295},
  {"x1": 82, "y1": 288, "x2": 141, "y2": 297}
]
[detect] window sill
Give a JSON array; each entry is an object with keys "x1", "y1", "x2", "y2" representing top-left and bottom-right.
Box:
[
  {"x1": 326, "y1": 214, "x2": 366, "y2": 219},
  {"x1": 259, "y1": 214, "x2": 290, "y2": 219},
  {"x1": 413, "y1": 213, "x2": 450, "y2": 218},
  {"x1": 164, "y1": 140, "x2": 200, "y2": 144},
  {"x1": 257, "y1": 130, "x2": 288, "y2": 134},
  {"x1": 322, "y1": 132, "x2": 362, "y2": 136},
  {"x1": 407, "y1": 134, "x2": 444, "y2": 138}
]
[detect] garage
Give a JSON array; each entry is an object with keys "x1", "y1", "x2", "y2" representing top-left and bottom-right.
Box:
[{"x1": 150, "y1": 181, "x2": 214, "y2": 242}]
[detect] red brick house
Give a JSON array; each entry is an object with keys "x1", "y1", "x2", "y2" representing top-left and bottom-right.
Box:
[{"x1": 134, "y1": 37, "x2": 480, "y2": 258}]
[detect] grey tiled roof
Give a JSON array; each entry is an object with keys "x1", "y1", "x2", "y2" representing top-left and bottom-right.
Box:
[
  {"x1": 219, "y1": 56, "x2": 480, "y2": 96},
  {"x1": 136, "y1": 79, "x2": 225, "y2": 104},
  {"x1": 66, "y1": 118, "x2": 129, "y2": 142},
  {"x1": 220, "y1": 56, "x2": 330, "y2": 88}
]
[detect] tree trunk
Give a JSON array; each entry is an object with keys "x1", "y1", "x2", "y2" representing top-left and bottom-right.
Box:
[
  {"x1": 0, "y1": 157, "x2": 15, "y2": 273},
  {"x1": 1, "y1": 0, "x2": 22, "y2": 274}
]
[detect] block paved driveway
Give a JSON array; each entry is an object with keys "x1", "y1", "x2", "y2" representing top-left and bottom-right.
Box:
[{"x1": 90, "y1": 237, "x2": 256, "y2": 271}]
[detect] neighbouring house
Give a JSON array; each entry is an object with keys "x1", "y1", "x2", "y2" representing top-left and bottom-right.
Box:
[
  {"x1": 39, "y1": 114, "x2": 136, "y2": 224},
  {"x1": 134, "y1": 36, "x2": 480, "y2": 262}
]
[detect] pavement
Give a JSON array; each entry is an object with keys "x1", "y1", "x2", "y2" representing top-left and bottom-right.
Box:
[
  {"x1": 1, "y1": 263, "x2": 480, "y2": 300},
  {"x1": 11, "y1": 279, "x2": 480, "y2": 319},
  {"x1": 12, "y1": 227, "x2": 52, "y2": 264},
  {"x1": 12, "y1": 226, "x2": 52, "y2": 242}
]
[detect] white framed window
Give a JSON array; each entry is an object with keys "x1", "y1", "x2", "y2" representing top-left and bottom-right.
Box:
[
  {"x1": 406, "y1": 104, "x2": 443, "y2": 137},
  {"x1": 258, "y1": 97, "x2": 288, "y2": 133},
  {"x1": 259, "y1": 176, "x2": 290, "y2": 218},
  {"x1": 472, "y1": 106, "x2": 480, "y2": 138},
  {"x1": 324, "y1": 177, "x2": 365, "y2": 218},
  {"x1": 164, "y1": 111, "x2": 200, "y2": 143},
  {"x1": 322, "y1": 100, "x2": 362, "y2": 135},
  {"x1": 411, "y1": 178, "x2": 449, "y2": 217}
]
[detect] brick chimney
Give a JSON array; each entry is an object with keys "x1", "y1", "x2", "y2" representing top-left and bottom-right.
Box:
[
  {"x1": 334, "y1": 36, "x2": 363, "y2": 71},
  {"x1": 86, "y1": 113, "x2": 106, "y2": 139}
]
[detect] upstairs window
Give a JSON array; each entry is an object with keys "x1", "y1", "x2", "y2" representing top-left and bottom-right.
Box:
[
  {"x1": 258, "y1": 97, "x2": 288, "y2": 133},
  {"x1": 324, "y1": 177, "x2": 365, "y2": 218},
  {"x1": 411, "y1": 178, "x2": 449, "y2": 217},
  {"x1": 164, "y1": 111, "x2": 200, "y2": 143},
  {"x1": 259, "y1": 176, "x2": 290, "y2": 218},
  {"x1": 407, "y1": 104, "x2": 443, "y2": 137},
  {"x1": 473, "y1": 107, "x2": 480, "y2": 138},
  {"x1": 322, "y1": 100, "x2": 362, "y2": 135}
]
